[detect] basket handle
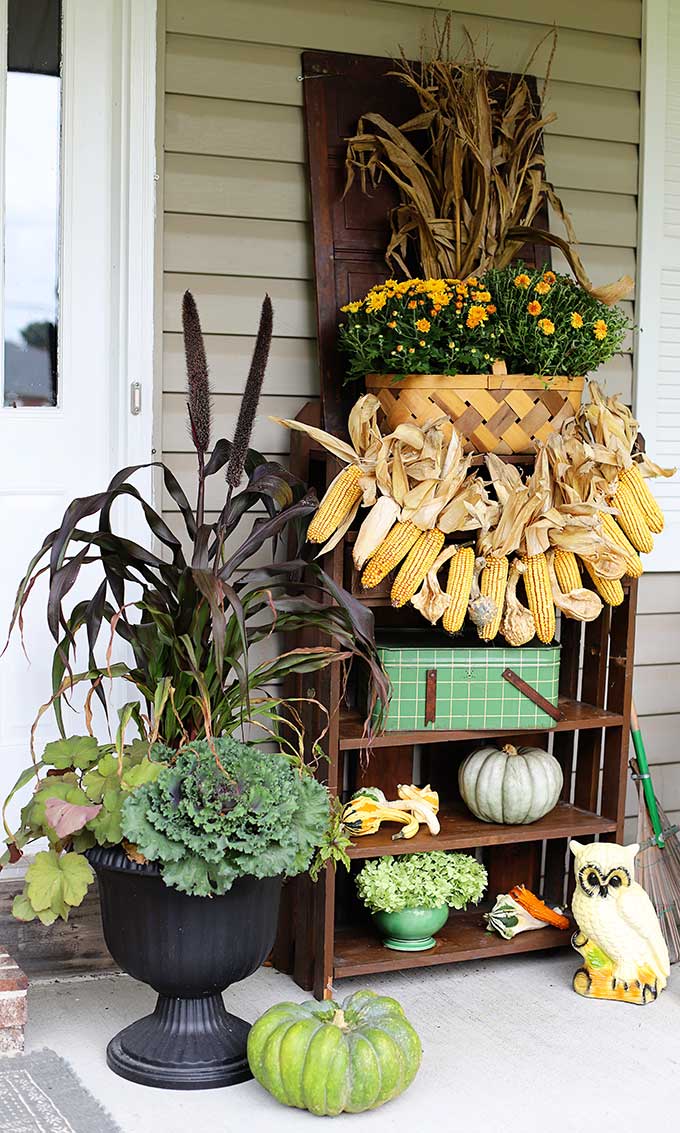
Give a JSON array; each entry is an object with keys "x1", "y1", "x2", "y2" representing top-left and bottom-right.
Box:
[{"x1": 502, "y1": 668, "x2": 563, "y2": 722}]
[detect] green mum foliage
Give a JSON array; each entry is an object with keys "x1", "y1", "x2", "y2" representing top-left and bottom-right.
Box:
[
  {"x1": 356, "y1": 850, "x2": 488, "y2": 915},
  {"x1": 121, "y1": 737, "x2": 331, "y2": 897}
]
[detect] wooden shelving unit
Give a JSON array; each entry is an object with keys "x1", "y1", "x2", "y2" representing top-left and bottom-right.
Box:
[{"x1": 273, "y1": 411, "x2": 637, "y2": 999}]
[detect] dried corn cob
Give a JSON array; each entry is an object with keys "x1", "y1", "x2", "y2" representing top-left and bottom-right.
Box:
[
  {"x1": 582, "y1": 560, "x2": 624, "y2": 607},
  {"x1": 553, "y1": 549, "x2": 582, "y2": 595},
  {"x1": 391, "y1": 529, "x2": 446, "y2": 608},
  {"x1": 442, "y1": 546, "x2": 476, "y2": 634},
  {"x1": 352, "y1": 495, "x2": 400, "y2": 570},
  {"x1": 611, "y1": 475, "x2": 654, "y2": 554},
  {"x1": 478, "y1": 554, "x2": 509, "y2": 641},
  {"x1": 307, "y1": 463, "x2": 363, "y2": 544},
  {"x1": 520, "y1": 553, "x2": 556, "y2": 644},
  {"x1": 619, "y1": 463, "x2": 664, "y2": 533},
  {"x1": 361, "y1": 520, "x2": 421, "y2": 589},
  {"x1": 600, "y1": 512, "x2": 643, "y2": 579}
]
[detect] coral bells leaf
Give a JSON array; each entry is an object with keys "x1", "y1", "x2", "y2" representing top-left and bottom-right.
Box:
[
  {"x1": 182, "y1": 290, "x2": 212, "y2": 457},
  {"x1": 44, "y1": 797, "x2": 102, "y2": 839}
]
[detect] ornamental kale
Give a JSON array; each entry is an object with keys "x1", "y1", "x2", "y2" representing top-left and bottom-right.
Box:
[
  {"x1": 121, "y1": 737, "x2": 331, "y2": 897},
  {"x1": 356, "y1": 850, "x2": 487, "y2": 914}
]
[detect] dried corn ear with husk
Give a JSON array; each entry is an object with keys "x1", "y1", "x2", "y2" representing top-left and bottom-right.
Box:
[
  {"x1": 478, "y1": 554, "x2": 509, "y2": 641},
  {"x1": 361, "y1": 520, "x2": 421, "y2": 589},
  {"x1": 618, "y1": 463, "x2": 664, "y2": 534},
  {"x1": 391, "y1": 528, "x2": 446, "y2": 608},
  {"x1": 307, "y1": 463, "x2": 364, "y2": 544},
  {"x1": 599, "y1": 512, "x2": 643, "y2": 579},
  {"x1": 442, "y1": 546, "x2": 476, "y2": 634},
  {"x1": 582, "y1": 560, "x2": 624, "y2": 607},
  {"x1": 547, "y1": 551, "x2": 603, "y2": 622},
  {"x1": 611, "y1": 476, "x2": 654, "y2": 554},
  {"x1": 352, "y1": 494, "x2": 401, "y2": 569},
  {"x1": 500, "y1": 560, "x2": 535, "y2": 646},
  {"x1": 411, "y1": 543, "x2": 459, "y2": 625},
  {"x1": 519, "y1": 554, "x2": 554, "y2": 644}
]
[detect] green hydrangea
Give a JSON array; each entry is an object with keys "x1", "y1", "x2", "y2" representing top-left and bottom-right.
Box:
[
  {"x1": 121, "y1": 737, "x2": 331, "y2": 897},
  {"x1": 356, "y1": 851, "x2": 487, "y2": 914}
]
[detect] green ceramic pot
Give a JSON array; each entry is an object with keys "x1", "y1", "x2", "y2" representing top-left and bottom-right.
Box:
[{"x1": 372, "y1": 906, "x2": 449, "y2": 951}]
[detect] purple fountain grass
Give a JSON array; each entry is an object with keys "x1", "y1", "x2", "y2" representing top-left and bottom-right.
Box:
[
  {"x1": 183, "y1": 289, "x2": 212, "y2": 525},
  {"x1": 225, "y1": 295, "x2": 273, "y2": 491}
]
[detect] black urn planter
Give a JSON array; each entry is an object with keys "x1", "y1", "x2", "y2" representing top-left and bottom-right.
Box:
[{"x1": 86, "y1": 846, "x2": 282, "y2": 1090}]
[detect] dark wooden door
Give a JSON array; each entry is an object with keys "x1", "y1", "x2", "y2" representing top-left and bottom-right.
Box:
[{"x1": 302, "y1": 49, "x2": 550, "y2": 438}]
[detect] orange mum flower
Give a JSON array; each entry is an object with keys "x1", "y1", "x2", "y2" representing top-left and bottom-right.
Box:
[
  {"x1": 535, "y1": 280, "x2": 551, "y2": 295},
  {"x1": 415, "y1": 318, "x2": 431, "y2": 333},
  {"x1": 466, "y1": 305, "x2": 488, "y2": 329},
  {"x1": 396, "y1": 344, "x2": 404, "y2": 352},
  {"x1": 593, "y1": 319, "x2": 608, "y2": 340},
  {"x1": 514, "y1": 273, "x2": 531, "y2": 289},
  {"x1": 542, "y1": 271, "x2": 556, "y2": 285},
  {"x1": 570, "y1": 312, "x2": 584, "y2": 329},
  {"x1": 408, "y1": 300, "x2": 418, "y2": 309},
  {"x1": 538, "y1": 318, "x2": 555, "y2": 335},
  {"x1": 527, "y1": 300, "x2": 542, "y2": 316},
  {"x1": 387, "y1": 321, "x2": 397, "y2": 329},
  {"x1": 486, "y1": 304, "x2": 497, "y2": 314}
]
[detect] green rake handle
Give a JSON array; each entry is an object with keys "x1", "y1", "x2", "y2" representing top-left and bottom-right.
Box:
[{"x1": 631, "y1": 701, "x2": 665, "y2": 848}]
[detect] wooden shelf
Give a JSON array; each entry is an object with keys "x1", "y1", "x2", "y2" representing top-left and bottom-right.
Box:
[
  {"x1": 339, "y1": 698, "x2": 624, "y2": 749},
  {"x1": 346, "y1": 801, "x2": 617, "y2": 859},
  {"x1": 334, "y1": 911, "x2": 571, "y2": 979}
]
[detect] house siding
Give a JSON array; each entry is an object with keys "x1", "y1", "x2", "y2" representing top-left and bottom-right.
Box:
[{"x1": 157, "y1": 0, "x2": 679, "y2": 829}]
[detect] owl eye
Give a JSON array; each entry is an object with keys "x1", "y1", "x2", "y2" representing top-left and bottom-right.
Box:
[
  {"x1": 609, "y1": 876, "x2": 622, "y2": 888},
  {"x1": 587, "y1": 872, "x2": 599, "y2": 887}
]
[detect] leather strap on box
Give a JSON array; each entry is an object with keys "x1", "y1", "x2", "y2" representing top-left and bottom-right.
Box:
[
  {"x1": 425, "y1": 669, "x2": 437, "y2": 725},
  {"x1": 502, "y1": 667, "x2": 563, "y2": 722}
]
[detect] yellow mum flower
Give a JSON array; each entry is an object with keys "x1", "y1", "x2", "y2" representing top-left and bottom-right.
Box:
[
  {"x1": 415, "y1": 318, "x2": 431, "y2": 333},
  {"x1": 472, "y1": 290, "x2": 492, "y2": 302},
  {"x1": 527, "y1": 300, "x2": 542, "y2": 316},
  {"x1": 535, "y1": 280, "x2": 551, "y2": 295},
  {"x1": 466, "y1": 305, "x2": 488, "y2": 329},
  {"x1": 538, "y1": 318, "x2": 555, "y2": 336},
  {"x1": 340, "y1": 300, "x2": 361, "y2": 313},
  {"x1": 419, "y1": 340, "x2": 426, "y2": 347},
  {"x1": 594, "y1": 319, "x2": 608, "y2": 340},
  {"x1": 365, "y1": 292, "x2": 387, "y2": 313},
  {"x1": 514, "y1": 273, "x2": 531, "y2": 289},
  {"x1": 570, "y1": 312, "x2": 584, "y2": 329}
]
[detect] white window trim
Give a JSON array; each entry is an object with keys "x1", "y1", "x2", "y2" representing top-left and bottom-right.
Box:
[
  {"x1": 0, "y1": 0, "x2": 157, "y2": 499},
  {"x1": 635, "y1": 0, "x2": 667, "y2": 455}
]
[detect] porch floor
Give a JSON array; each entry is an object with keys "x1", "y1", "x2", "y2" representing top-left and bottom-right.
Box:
[{"x1": 25, "y1": 952, "x2": 680, "y2": 1131}]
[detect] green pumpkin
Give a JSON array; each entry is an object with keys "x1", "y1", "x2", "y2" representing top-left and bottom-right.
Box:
[
  {"x1": 247, "y1": 989, "x2": 421, "y2": 1115},
  {"x1": 459, "y1": 742, "x2": 563, "y2": 824}
]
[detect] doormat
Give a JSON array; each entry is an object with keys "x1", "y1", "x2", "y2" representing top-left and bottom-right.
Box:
[{"x1": 0, "y1": 1049, "x2": 122, "y2": 1133}]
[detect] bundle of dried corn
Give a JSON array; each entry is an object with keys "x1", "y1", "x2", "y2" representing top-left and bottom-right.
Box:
[
  {"x1": 344, "y1": 22, "x2": 632, "y2": 304},
  {"x1": 477, "y1": 456, "x2": 539, "y2": 641}
]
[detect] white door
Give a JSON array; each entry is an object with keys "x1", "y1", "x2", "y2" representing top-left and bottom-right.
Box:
[{"x1": 0, "y1": 0, "x2": 156, "y2": 823}]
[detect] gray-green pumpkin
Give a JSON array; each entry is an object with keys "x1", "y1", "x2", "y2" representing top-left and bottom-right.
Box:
[
  {"x1": 246, "y1": 989, "x2": 421, "y2": 1116},
  {"x1": 459, "y1": 743, "x2": 563, "y2": 824}
]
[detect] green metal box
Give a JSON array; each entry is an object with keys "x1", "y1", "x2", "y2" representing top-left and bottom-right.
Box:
[{"x1": 375, "y1": 634, "x2": 561, "y2": 732}]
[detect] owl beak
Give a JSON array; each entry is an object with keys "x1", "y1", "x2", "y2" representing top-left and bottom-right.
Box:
[{"x1": 599, "y1": 885, "x2": 608, "y2": 898}]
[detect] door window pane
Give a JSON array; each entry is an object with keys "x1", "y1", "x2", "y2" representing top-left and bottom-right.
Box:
[{"x1": 3, "y1": 0, "x2": 61, "y2": 407}]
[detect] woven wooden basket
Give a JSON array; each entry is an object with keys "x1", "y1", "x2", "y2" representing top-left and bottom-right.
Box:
[{"x1": 366, "y1": 365, "x2": 584, "y2": 455}]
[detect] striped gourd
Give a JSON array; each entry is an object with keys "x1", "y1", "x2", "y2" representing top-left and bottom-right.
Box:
[
  {"x1": 619, "y1": 463, "x2": 664, "y2": 534},
  {"x1": 478, "y1": 554, "x2": 509, "y2": 641},
  {"x1": 391, "y1": 529, "x2": 446, "y2": 608},
  {"x1": 582, "y1": 560, "x2": 624, "y2": 607},
  {"x1": 600, "y1": 512, "x2": 643, "y2": 579},
  {"x1": 521, "y1": 554, "x2": 556, "y2": 644},
  {"x1": 442, "y1": 546, "x2": 476, "y2": 634},
  {"x1": 553, "y1": 549, "x2": 582, "y2": 594},
  {"x1": 307, "y1": 464, "x2": 363, "y2": 544},
  {"x1": 361, "y1": 521, "x2": 421, "y2": 589},
  {"x1": 611, "y1": 474, "x2": 654, "y2": 554}
]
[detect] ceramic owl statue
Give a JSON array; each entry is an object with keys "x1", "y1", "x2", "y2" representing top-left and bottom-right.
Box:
[{"x1": 570, "y1": 840, "x2": 670, "y2": 1004}]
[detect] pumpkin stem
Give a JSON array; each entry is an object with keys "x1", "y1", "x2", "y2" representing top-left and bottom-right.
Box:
[
  {"x1": 502, "y1": 744, "x2": 519, "y2": 756},
  {"x1": 331, "y1": 1009, "x2": 350, "y2": 1031}
]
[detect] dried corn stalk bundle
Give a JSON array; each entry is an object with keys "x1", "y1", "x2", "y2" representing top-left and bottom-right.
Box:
[{"x1": 345, "y1": 22, "x2": 632, "y2": 303}]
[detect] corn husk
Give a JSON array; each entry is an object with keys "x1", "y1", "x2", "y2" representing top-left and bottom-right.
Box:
[
  {"x1": 547, "y1": 550, "x2": 603, "y2": 622},
  {"x1": 353, "y1": 494, "x2": 401, "y2": 569},
  {"x1": 411, "y1": 543, "x2": 460, "y2": 624},
  {"x1": 468, "y1": 554, "x2": 497, "y2": 629},
  {"x1": 500, "y1": 560, "x2": 536, "y2": 645}
]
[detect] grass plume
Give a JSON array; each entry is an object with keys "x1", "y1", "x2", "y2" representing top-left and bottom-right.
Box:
[
  {"x1": 226, "y1": 295, "x2": 273, "y2": 489},
  {"x1": 183, "y1": 290, "x2": 212, "y2": 458}
]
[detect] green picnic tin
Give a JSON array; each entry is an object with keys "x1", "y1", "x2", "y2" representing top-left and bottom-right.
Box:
[{"x1": 374, "y1": 633, "x2": 561, "y2": 732}]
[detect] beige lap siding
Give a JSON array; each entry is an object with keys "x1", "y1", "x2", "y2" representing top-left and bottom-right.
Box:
[{"x1": 158, "y1": 1, "x2": 680, "y2": 822}]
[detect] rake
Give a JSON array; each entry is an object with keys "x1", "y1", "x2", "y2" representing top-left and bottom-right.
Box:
[{"x1": 630, "y1": 701, "x2": 680, "y2": 963}]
